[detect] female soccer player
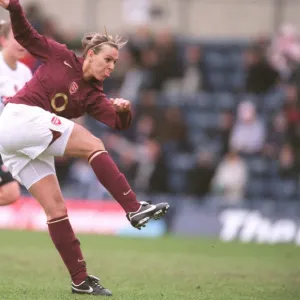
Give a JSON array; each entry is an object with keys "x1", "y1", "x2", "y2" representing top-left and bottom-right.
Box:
[
  {"x1": 0, "y1": 0, "x2": 169, "y2": 296},
  {"x1": 0, "y1": 20, "x2": 32, "y2": 205}
]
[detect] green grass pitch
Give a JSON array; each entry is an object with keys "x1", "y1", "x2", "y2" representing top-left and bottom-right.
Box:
[{"x1": 0, "y1": 230, "x2": 299, "y2": 300}]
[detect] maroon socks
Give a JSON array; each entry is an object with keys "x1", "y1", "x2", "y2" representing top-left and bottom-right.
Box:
[
  {"x1": 89, "y1": 151, "x2": 140, "y2": 213},
  {"x1": 47, "y1": 215, "x2": 87, "y2": 285},
  {"x1": 47, "y1": 151, "x2": 141, "y2": 285}
]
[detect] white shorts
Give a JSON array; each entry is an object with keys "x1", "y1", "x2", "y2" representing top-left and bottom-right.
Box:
[{"x1": 0, "y1": 103, "x2": 74, "y2": 189}]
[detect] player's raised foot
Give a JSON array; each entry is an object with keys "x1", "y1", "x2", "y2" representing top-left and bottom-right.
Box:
[
  {"x1": 126, "y1": 201, "x2": 170, "y2": 230},
  {"x1": 72, "y1": 275, "x2": 112, "y2": 296}
]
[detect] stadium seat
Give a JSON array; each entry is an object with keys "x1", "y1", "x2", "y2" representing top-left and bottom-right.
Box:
[
  {"x1": 246, "y1": 179, "x2": 267, "y2": 199},
  {"x1": 192, "y1": 92, "x2": 215, "y2": 110},
  {"x1": 188, "y1": 130, "x2": 208, "y2": 148},
  {"x1": 228, "y1": 70, "x2": 245, "y2": 91},
  {"x1": 247, "y1": 157, "x2": 269, "y2": 177},
  {"x1": 207, "y1": 72, "x2": 227, "y2": 91},
  {"x1": 166, "y1": 153, "x2": 195, "y2": 171},
  {"x1": 214, "y1": 92, "x2": 236, "y2": 111},
  {"x1": 186, "y1": 112, "x2": 221, "y2": 130},
  {"x1": 272, "y1": 179, "x2": 298, "y2": 200},
  {"x1": 204, "y1": 51, "x2": 228, "y2": 70},
  {"x1": 168, "y1": 171, "x2": 188, "y2": 194},
  {"x1": 262, "y1": 89, "x2": 284, "y2": 113}
]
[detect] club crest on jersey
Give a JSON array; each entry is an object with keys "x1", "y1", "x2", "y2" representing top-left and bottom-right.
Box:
[
  {"x1": 51, "y1": 116, "x2": 61, "y2": 126},
  {"x1": 69, "y1": 82, "x2": 78, "y2": 94}
]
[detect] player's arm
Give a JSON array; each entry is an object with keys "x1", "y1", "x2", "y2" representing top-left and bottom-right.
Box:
[
  {"x1": 86, "y1": 91, "x2": 132, "y2": 130},
  {"x1": 1, "y1": 0, "x2": 66, "y2": 61}
]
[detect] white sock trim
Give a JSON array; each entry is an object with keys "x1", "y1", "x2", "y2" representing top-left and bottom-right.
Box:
[
  {"x1": 72, "y1": 280, "x2": 86, "y2": 287},
  {"x1": 131, "y1": 204, "x2": 142, "y2": 214},
  {"x1": 88, "y1": 150, "x2": 108, "y2": 164},
  {"x1": 47, "y1": 216, "x2": 69, "y2": 224}
]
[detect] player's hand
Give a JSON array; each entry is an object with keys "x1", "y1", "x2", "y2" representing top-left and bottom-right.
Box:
[
  {"x1": 111, "y1": 98, "x2": 131, "y2": 113},
  {"x1": 0, "y1": 0, "x2": 9, "y2": 9}
]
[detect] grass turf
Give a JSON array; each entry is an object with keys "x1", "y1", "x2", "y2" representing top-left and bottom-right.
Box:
[{"x1": 0, "y1": 230, "x2": 299, "y2": 300}]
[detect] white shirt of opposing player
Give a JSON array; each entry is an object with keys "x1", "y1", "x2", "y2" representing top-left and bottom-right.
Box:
[{"x1": 0, "y1": 51, "x2": 32, "y2": 113}]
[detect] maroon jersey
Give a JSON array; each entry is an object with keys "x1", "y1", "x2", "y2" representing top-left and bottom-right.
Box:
[{"x1": 6, "y1": 0, "x2": 131, "y2": 130}]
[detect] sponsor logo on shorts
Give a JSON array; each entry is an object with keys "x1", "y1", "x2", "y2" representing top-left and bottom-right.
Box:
[
  {"x1": 51, "y1": 116, "x2": 62, "y2": 126},
  {"x1": 69, "y1": 82, "x2": 78, "y2": 94}
]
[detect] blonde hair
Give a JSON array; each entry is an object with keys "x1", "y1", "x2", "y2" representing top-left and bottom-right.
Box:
[{"x1": 82, "y1": 29, "x2": 127, "y2": 57}]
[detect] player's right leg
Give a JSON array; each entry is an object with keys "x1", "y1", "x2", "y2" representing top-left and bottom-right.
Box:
[
  {"x1": 18, "y1": 161, "x2": 112, "y2": 296},
  {"x1": 0, "y1": 104, "x2": 169, "y2": 230},
  {"x1": 60, "y1": 123, "x2": 169, "y2": 230}
]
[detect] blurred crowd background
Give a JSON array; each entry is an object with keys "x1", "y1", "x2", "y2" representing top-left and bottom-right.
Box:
[{"x1": 2, "y1": 0, "x2": 300, "y2": 206}]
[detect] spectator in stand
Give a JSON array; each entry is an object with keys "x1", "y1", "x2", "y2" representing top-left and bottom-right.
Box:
[
  {"x1": 133, "y1": 139, "x2": 164, "y2": 193},
  {"x1": 109, "y1": 47, "x2": 134, "y2": 92},
  {"x1": 152, "y1": 29, "x2": 183, "y2": 91},
  {"x1": 212, "y1": 151, "x2": 248, "y2": 204},
  {"x1": 121, "y1": 29, "x2": 183, "y2": 94},
  {"x1": 134, "y1": 89, "x2": 162, "y2": 124},
  {"x1": 264, "y1": 112, "x2": 287, "y2": 159},
  {"x1": 148, "y1": 147, "x2": 169, "y2": 194},
  {"x1": 126, "y1": 25, "x2": 154, "y2": 66},
  {"x1": 156, "y1": 106, "x2": 189, "y2": 151},
  {"x1": 118, "y1": 150, "x2": 138, "y2": 186},
  {"x1": 104, "y1": 114, "x2": 167, "y2": 193},
  {"x1": 279, "y1": 144, "x2": 298, "y2": 180},
  {"x1": 218, "y1": 110, "x2": 234, "y2": 156},
  {"x1": 130, "y1": 115, "x2": 168, "y2": 193},
  {"x1": 119, "y1": 47, "x2": 156, "y2": 101},
  {"x1": 283, "y1": 84, "x2": 300, "y2": 166},
  {"x1": 230, "y1": 101, "x2": 266, "y2": 154},
  {"x1": 181, "y1": 45, "x2": 204, "y2": 94},
  {"x1": 284, "y1": 84, "x2": 300, "y2": 138},
  {"x1": 187, "y1": 151, "x2": 215, "y2": 198},
  {"x1": 134, "y1": 114, "x2": 156, "y2": 143},
  {"x1": 106, "y1": 136, "x2": 165, "y2": 193},
  {"x1": 244, "y1": 45, "x2": 279, "y2": 94},
  {"x1": 268, "y1": 23, "x2": 300, "y2": 80},
  {"x1": 139, "y1": 47, "x2": 161, "y2": 90},
  {"x1": 289, "y1": 62, "x2": 300, "y2": 86}
]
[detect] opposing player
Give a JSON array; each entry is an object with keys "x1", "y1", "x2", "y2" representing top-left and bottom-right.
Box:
[
  {"x1": 0, "y1": 156, "x2": 20, "y2": 205},
  {"x1": 0, "y1": 0, "x2": 169, "y2": 296},
  {"x1": 0, "y1": 20, "x2": 32, "y2": 205}
]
